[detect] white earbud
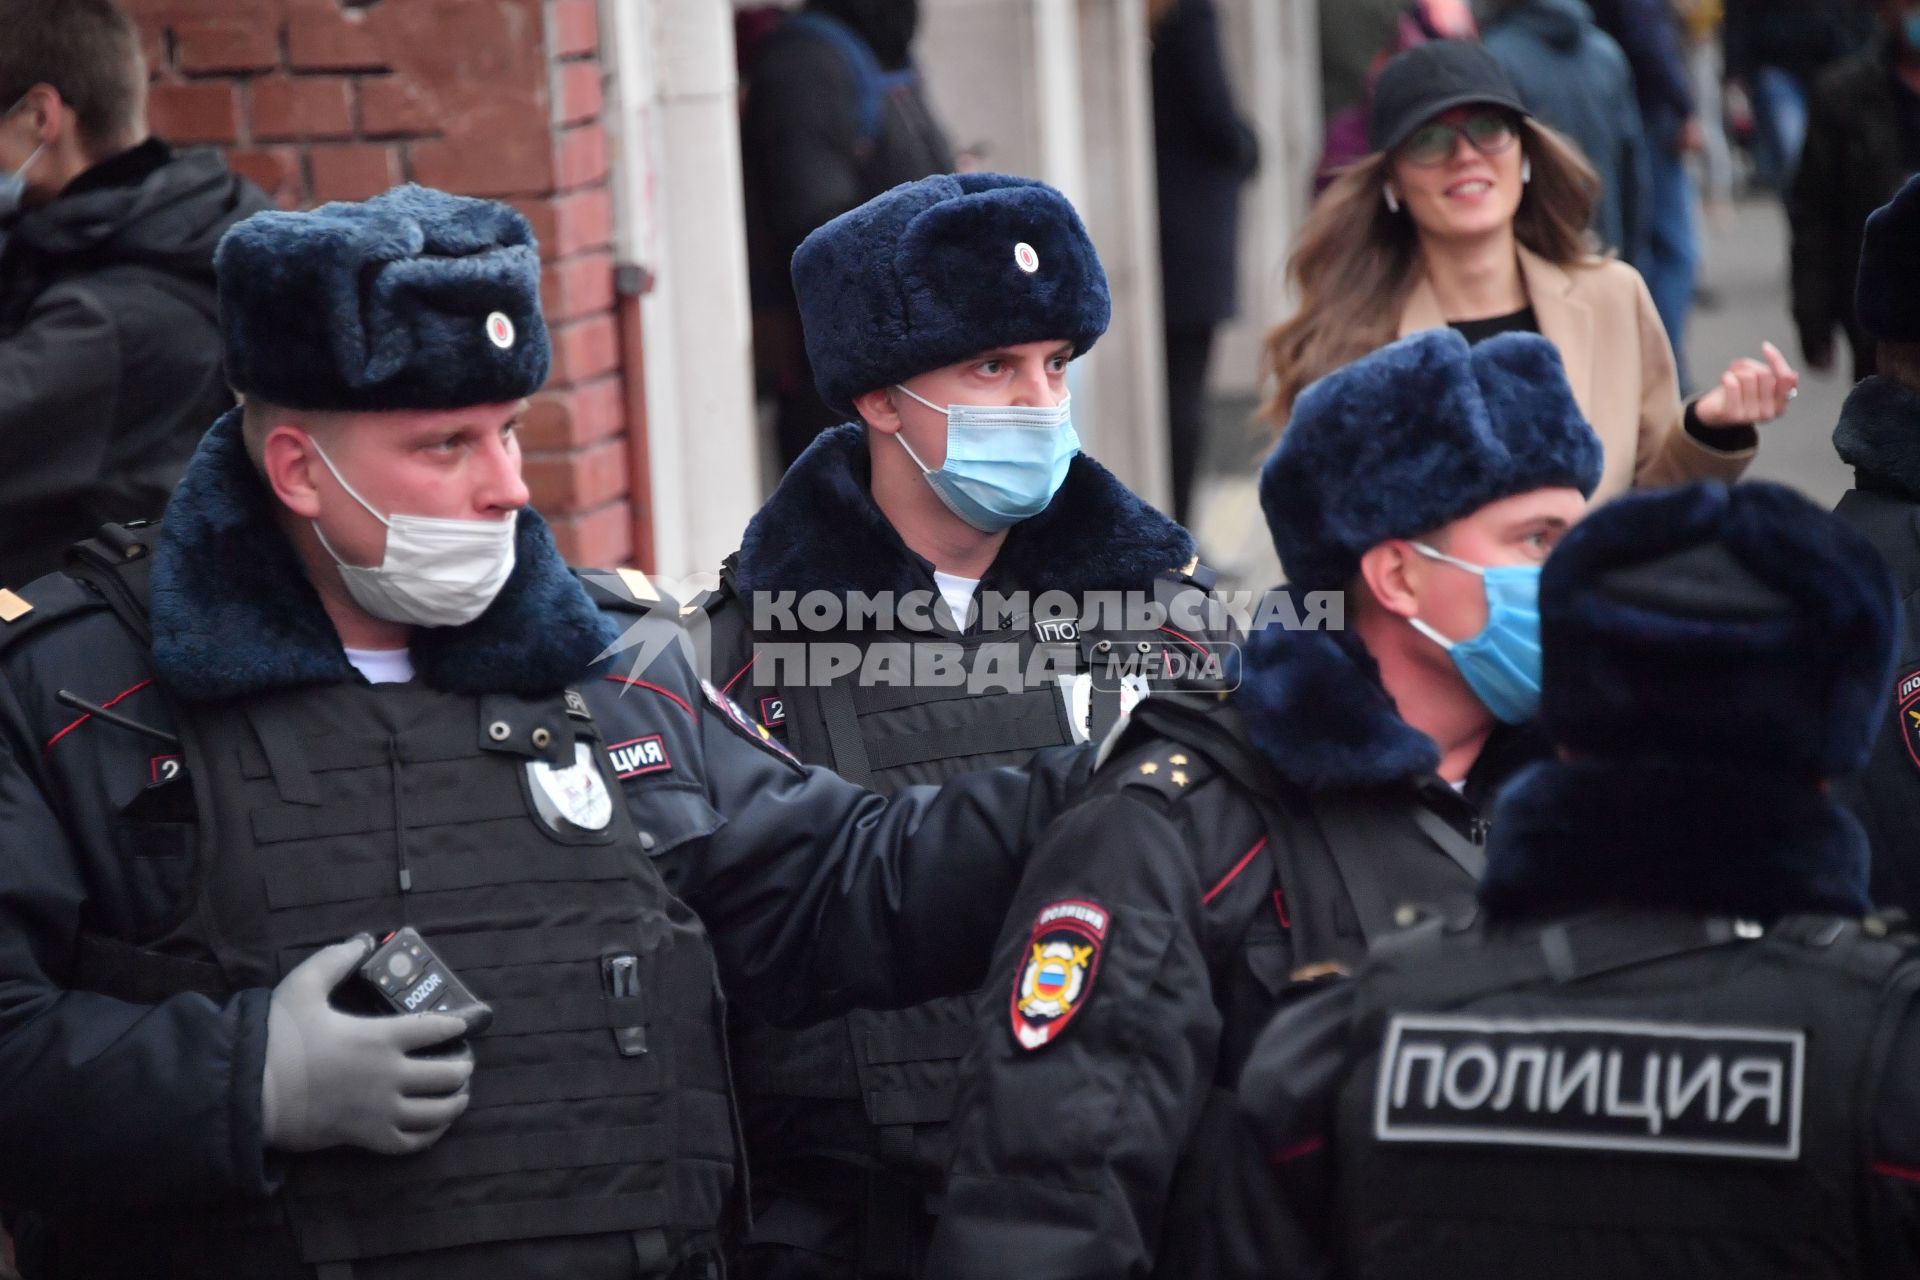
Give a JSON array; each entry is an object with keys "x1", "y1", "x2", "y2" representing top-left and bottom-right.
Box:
[{"x1": 1384, "y1": 186, "x2": 1401, "y2": 214}]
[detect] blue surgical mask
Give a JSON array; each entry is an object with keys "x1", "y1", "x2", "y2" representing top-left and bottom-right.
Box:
[
  {"x1": 891, "y1": 384, "x2": 1080, "y2": 532},
  {"x1": 1405, "y1": 541, "x2": 1543, "y2": 724},
  {"x1": 0, "y1": 97, "x2": 41, "y2": 222}
]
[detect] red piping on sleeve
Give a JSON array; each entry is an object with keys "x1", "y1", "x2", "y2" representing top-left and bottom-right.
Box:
[
  {"x1": 1157, "y1": 626, "x2": 1210, "y2": 658},
  {"x1": 43, "y1": 678, "x2": 155, "y2": 754},
  {"x1": 604, "y1": 675, "x2": 697, "y2": 721},
  {"x1": 1269, "y1": 1136, "x2": 1325, "y2": 1165},
  {"x1": 1202, "y1": 836, "x2": 1270, "y2": 906},
  {"x1": 720, "y1": 653, "x2": 760, "y2": 697},
  {"x1": 1874, "y1": 1160, "x2": 1920, "y2": 1185}
]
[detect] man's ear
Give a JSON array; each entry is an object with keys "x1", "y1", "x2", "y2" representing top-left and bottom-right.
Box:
[
  {"x1": 1356, "y1": 540, "x2": 1423, "y2": 620},
  {"x1": 261, "y1": 424, "x2": 326, "y2": 519},
  {"x1": 854, "y1": 387, "x2": 903, "y2": 435}
]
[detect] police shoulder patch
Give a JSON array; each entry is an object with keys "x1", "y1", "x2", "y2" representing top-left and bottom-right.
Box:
[
  {"x1": 1011, "y1": 899, "x2": 1109, "y2": 1051},
  {"x1": 701, "y1": 679, "x2": 801, "y2": 768},
  {"x1": 1899, "y1": 670, "x2": 1920, "y2": 773}
]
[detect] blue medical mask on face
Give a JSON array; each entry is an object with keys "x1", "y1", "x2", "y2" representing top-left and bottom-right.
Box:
[
  {"x1": 1405, "y1": 540, "x2": 1544, "y2": 724},
  {"x1": 890, "y1": 384, "x2": 1080, "y2": 532},
  {"x1": 0, "y1": 97, "x2": 42, "y2": 222}
]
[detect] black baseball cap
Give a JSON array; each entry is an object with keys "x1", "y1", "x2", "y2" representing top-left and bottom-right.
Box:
[{"x1": 1367, "y1": 40, "x2": 1531, "y2": 155}]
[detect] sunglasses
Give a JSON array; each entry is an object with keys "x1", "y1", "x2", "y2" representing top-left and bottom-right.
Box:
[{"x1": 1399, "y1": 110, "x2": 1519, "y2": 168}]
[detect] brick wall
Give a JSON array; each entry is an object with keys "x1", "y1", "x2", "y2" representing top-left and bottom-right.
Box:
[{"x1": 123, "y1": 0, "x2": 639, "y2": 567}]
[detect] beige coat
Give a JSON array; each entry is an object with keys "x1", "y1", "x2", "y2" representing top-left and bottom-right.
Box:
[{"x1": 1400, "y1": 247, "x2": 1754, "y2": 502}]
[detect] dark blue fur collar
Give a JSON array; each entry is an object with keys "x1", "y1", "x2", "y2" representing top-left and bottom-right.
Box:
[
  {"x1": 1480, "y1": 760, "x2": 1870, "y2": 923},
  {"x1": 149, "y1": 409, "x2": 618, "y2": 701},
  {"x1": 1228, "y1": 587, "x2": 1442, "y2": 789},
  {"x1": 732, "y1": 423, "x2": 1196, "y2": 598},
  {"x1": 1835, "y1": 375, "x2": 1920, "y2": 501}
]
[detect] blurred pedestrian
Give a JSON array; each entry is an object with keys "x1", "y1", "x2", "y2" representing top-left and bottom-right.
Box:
[
  {"x1": 1220, "y1": 481, "x2": 1912, "y2": 1280},
  {"x1": 1676, "y1": 0, "x2": 1736, "y2": 216},
  {"x1": 1480, "y1": 0, "x2": 1653, "y2": 265},
  {"x1": 1318, "y1": 0, "x2": 1478, "y2": 186},
  {"x1": 1789, "y1": 0, "x2": 1920, "y2": 383},
  {"x1": 1831, "y1": 175, "x2": 1920, "y2": 918},
  {"x1": 1262, "y1": 41, "x2": 1796, "y2": 503},
  {"x1": 740, "y1": 0, "x2": 955, "y2": 470},
  {"x1": 0, "y1": 0, "x2": 267, "y2": 589},
  {"x1": 1152, "y1": 0, "x2": 1261, "y2": 525},
  {"x1": 1586, "y1": 0, "x2": 1702, "y2": 383},
  {"x1": 1725, "y1": 0, "x2": 1874, "y2": 193},
  {"x1": 928, "y1": 328, "x2": 1601, "y2": 1280}
]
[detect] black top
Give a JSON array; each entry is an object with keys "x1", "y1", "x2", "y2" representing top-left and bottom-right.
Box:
[{"x1": 1450, "y1": 305, "x2": 1540, "y2": 345}]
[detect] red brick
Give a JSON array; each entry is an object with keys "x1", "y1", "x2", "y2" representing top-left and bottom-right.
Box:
[
  {"x1": 557, "y1": 60, "x2": 602, "y2": 124},
  {"x1": 287, "y1": 11, "x2": 386, "y2": 72},
  {"x1": 408, "y1": 129, "x2": 553, "y2": 198},
  {"x1": 547, "y1": 314, "x2": 620, "y2": 384},
  {"x1": 541, "y1": 251, "x2": 615, "y2": 322},
  {"x1": 310, "y1": 143, "x2": 399, "y2": 202},
  {"x1": 551, "y1": 187, "x2": 614, "y2": 255},
  {"x1": 227, "y1": 146, "x2": 304, "y2": 206},
  {"x1": 358, "y1": 75, "x2": 439, "y2": 137},
  {"x1": 139, "y1": 25, "x2": 172, "y2": 78},
  {"x1": 250, "y1": 75, "x2": 354, "y2": 141},
  {"x1": 554, "y1": 123, "x2": 606, "y2": 190},
  {"x1": 550, "y1": 0, "x2": 599, "y2": 58},
  {"x1": 174, "y1": 19, "x2": 280, "y2": 74},
  {"x1": 547, "y1": 500, "x2": 632, "y2": 567},
  {"x1": 148, "y1": 81, "x2": 239, "y2": 143},
  {"x1": 525, "y1": 439, "x2": 628, "y2": 512},
  {"x1": 521, "y1": 378, "x2": 625, "y2": 450}
]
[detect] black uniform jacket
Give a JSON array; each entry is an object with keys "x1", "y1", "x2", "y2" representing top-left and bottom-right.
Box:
[
  {"x1": 1833, "y1": 376, "x2": 1920, "y2": 919},
  {"x1": 1224, "y1": 758, "x2": 1920, "y2": 1279},
  {"x1": 923, "y1": 595, "x2": 1546, "y2": 1280},
  {"x1": 0, "y1": 411, "x2": 1085, "y2": 1218}
]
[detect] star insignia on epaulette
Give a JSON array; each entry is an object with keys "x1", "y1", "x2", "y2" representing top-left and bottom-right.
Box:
[
  {"x1": 1170, "y1": 770, "x2": 1189, "y2": 787},
  {"x1": 1169, "y1": 754, "x2": 1188, "y2": 766},
  {"x1": 1139, "y1": 761, "x2": 1159, "y2": 775}
]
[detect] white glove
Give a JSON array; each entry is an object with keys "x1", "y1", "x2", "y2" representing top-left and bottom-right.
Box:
[{"x1": 261, "y1": 935, "x2": 474, "y2": 1155}]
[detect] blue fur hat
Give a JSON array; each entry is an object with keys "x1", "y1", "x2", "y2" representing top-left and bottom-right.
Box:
[
  {"x1": 215, "y1": 184, "x2": 550, "y2": 411},
  {"x1": 1540, "y1": 481, "x2": 1899, "y2": 777},
  {"x1": 1857, "y1": 174, "x2": 1920, "y2": 343},
  {"x1": 1260, "y1": 330, "x2": 1602, "y2": 591},
  {"x1": 792, "y1": 172, "x2": 1112, "y2": 417}
]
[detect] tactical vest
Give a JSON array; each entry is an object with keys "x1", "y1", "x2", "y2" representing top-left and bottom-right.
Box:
[
  {"x1": 1333, "y1": 911, "x2": 1920, "y2": 1280},
  {"x1": 56, "y1": 531, "x2": 737, "y2": 1277},
  {"x1": 721, "y1": 568, "x2": 1206, "y2": 1271}
]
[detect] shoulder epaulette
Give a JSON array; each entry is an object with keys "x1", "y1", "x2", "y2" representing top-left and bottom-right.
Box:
[
  {"x1": 0, "y1": 573, "x2": 111, "y2": 656},
  {"x1": 1111, "y1": 741, "x2": 1217, "y2": 806},
  {"x1": 573, "y1": 566, "x2": 680, "y2": 617}
]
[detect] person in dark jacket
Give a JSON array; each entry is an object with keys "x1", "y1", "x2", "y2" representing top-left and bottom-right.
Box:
[
  {"x1": 0, "y1": 184, "x2": 1087, "y2": 1280},
  {"x1": 1726, "y1": 0, "x2": 1874, "y2": 193},
  {"x1": 1481, "y1": 0, "x2": 1652, "y2": 265},
  {"x1": 1219, "y1": 479, "x2": 1915, "y2": 1279},
  {"x1": 1586, "y1": 0, "x2": 1700, "y2": 382},
  {"x1": 924, "y1": 327, "x2": 1604, "y2": 1280},
  {"x1": 740, "y1": 0, "x2": 956, "y2": 469},
  {"x1": 1832, "y1": 174, "x2": 1920, "y2": 919},
  {"x1": 1152, "y1": 0, "x2": 1259, "y2": 526},
  {"x1": 0, "y1": 0, "x2": 269, "y2": 587},
  {"x1": 1789, "y1": 13, "x2": 1920, "y2": 383},
  {"x1": 702, "y1": 170, "x2": 1218, "y2": 1280}
]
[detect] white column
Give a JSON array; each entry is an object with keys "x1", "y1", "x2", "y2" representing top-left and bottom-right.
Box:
[{"x1": 600, "y1": 0, "x2": 761, "y2": 581}]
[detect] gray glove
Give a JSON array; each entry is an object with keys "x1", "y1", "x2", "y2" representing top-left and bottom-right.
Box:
[{"x1": 261, "y1": 935, "x2": 475, "y2": 1155}]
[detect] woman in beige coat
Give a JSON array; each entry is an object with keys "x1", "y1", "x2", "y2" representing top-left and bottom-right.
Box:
[{"x1": 1263, "y1": 40, "x2": 1796, "y2": 501}]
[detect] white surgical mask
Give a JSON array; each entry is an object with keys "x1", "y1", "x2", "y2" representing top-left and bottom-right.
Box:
[{"x1": 307, "y1": 437, "x2": 518, "y2": 628}]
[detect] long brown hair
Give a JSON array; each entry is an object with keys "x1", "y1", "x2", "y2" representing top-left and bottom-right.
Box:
[{"x1": 1259, "y1": 120, "x2": 1602, "y2": 427}]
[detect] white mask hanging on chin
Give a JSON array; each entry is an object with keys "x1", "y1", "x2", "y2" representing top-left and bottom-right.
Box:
[{"x1": 307, "y1": 437, "x2": 519, "y2": 628}]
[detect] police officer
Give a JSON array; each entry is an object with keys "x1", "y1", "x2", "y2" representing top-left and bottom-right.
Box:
[
  {"x1": 924, "y1": 328, "x2": 1605, "y2": 1278},
  {"x1": 0, "y1": 185, "x2": 1085, "y2": 1280},
  {"x1": 1832, "y1": 174, "x2": 1920, "y2": 919},
  {"x1": 1225, "y1": 481, "x2": 1918, "y2": 1279},
  {"x1": 699, "y1": 173, "x2": 1218, "y2": 1280}
]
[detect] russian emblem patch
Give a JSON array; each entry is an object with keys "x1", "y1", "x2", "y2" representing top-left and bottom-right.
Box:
[
  {"x1": 1011, "y1": 899, "x2": 1108, "y2": 1050},
  {"x1": 1901, "y1": 671, "x2": 1920, "y2": 773}
]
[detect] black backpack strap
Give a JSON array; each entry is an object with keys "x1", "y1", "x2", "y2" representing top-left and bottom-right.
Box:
[{"x1": 62, "y1": 520, "x2": 160, "y2": 645}]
